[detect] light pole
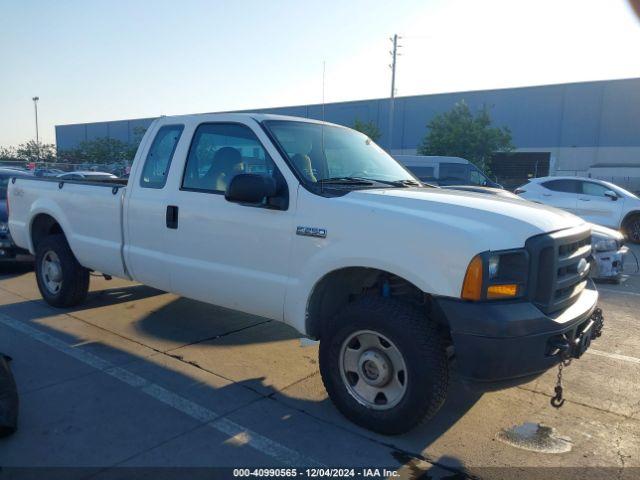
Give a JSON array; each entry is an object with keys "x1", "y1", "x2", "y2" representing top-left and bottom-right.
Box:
[
  {"x1": 32, "y1": 96, "x2": 40, "y2": 164},
  {"x1": 32, "y1": 96, "x2": 39, "y2": 143}
]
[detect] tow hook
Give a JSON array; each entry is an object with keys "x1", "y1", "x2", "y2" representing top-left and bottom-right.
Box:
[
  {"x1": 551, "y1": 357, "x2": 571, "y2": 408},
  {"x1": 549, "y1": 308, "x2": 604, "y2": 409}
]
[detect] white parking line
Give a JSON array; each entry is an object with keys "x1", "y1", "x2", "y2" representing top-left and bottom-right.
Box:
[
  {"x1": 0, "y1": 313, "x2": 322, "y2": 467},
  {"x1": 587, "y1": 348, "x2": 640, "y2": 365},
  {"x1": 598, "y1": 287, "x2": 640, "y2": 297}
]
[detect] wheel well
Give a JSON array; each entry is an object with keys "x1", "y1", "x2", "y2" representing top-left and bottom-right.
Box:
[
  {"x1": 305, "y1": 267, "x2": 446, "y2": 340},
  {"x1": 621, "y1": 211, "x2": 640, "y2": 230},
  {"x1": 31, "y1": 214, "x2": 64, "y2": 251}
]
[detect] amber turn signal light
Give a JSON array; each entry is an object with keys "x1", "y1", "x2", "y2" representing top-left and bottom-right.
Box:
[
  {"x1": 461, "y1": 255, "x2": 483, "y2": 301},
  {"x1": 487, "y1": 284, "x2": 518, "y2": 299}
]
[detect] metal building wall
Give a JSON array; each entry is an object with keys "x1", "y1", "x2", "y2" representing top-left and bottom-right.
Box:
[{"x1": 55, "y1": 78, "x2": 640, "y2": 173}]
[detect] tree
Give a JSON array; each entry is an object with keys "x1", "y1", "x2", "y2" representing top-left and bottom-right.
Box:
[
  {"x1": 418, "y1": 100, "x2": 513, "y2": 173},
  {"x1": 352, "y1": 119, "x2": 382, "y2": 142},
  {"x1": 0, "y1": 146, "x2": 17, "y2": 163},
  {"x1": 61, "y1": 137, "x2": 131, "y2": 165},
  {"x1": 15, "y1": 140, "x2": 57, "y2": 163}
]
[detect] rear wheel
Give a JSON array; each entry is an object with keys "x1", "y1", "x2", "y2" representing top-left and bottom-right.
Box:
[
  {"x1": 35, "y1": 235, "x2": 89, "y2": 307},
  {"x1": 319, "y1": 296, "x2": 448, "y2": 435},
  {"x1": 623, "y1": 215, "x2": 640, "y2": 244}
]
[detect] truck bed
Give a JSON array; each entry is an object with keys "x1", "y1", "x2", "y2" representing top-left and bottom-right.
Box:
[{"x1": 8, "y1": 176, "x2": 128, "y2": 278}]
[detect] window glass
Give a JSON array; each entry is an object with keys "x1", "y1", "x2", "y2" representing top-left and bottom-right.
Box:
[
  {"x1": 542, "y1": 179, "x2": 580, "y2": 193},
  {"x1": 469, "y1": 168, "x2": 488, "y2": 186},
  {"x1": 439, "y1": 163, "x2": 470, "y2": 183},
  {"x1": 140, "y1": 125, "x2": 184, "y2": 189},
  {"x1": 182, "y1": 123, "x2": 277, "y2": 193},
  {"x1": 264, "y1": 121, "x2": 414, "y2": 184},
  {"x1": 0, "y1": 175, "x2": 9, "y2": 198},
  {"x1": 581, "y1": 181, "x2": 610, "y2": 197},
  {"x1": 407, "y1": 166, "x2": 435, "y2": 181}
]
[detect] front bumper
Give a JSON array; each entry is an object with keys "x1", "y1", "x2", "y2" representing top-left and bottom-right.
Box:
[
  {"x1": 592, "y1": 246, "x2": 627, "y2": 280},
  {"x1": 435, "y1": 281, "x2": 600, "y2": 384}
]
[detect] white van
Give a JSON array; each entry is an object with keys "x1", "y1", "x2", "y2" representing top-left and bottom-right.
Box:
[{"x1": 394, "y1": 155, "x2": 502, "y2": 188}]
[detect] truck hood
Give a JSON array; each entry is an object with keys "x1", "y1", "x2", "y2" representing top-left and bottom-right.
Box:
[{"x1": 344, "y1": 187, "x2": 586, "y2": 244}]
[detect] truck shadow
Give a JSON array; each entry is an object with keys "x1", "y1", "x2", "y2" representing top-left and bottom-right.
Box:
[
  {"x1": 0, "y1": 314, "x2": 478, "y2": 477},
  {"x1": 0, "y1": 284, "x2": 481, "y2": 476},
  {"x1": 0, "y1": 261, "x2": 34, "y2": 278}
]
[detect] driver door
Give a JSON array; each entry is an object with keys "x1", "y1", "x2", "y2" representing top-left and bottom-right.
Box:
[{"x1": 575, "y1": 181, "x2": 620, "y2": 228}]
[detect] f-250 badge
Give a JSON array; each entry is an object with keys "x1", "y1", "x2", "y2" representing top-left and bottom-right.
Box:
[{"x1": 296, "y1": 226, "x2": 327, "y2": 238}]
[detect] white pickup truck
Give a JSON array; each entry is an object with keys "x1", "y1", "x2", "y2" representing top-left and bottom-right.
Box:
[{"x1": 8, "y1": 113, "x2": 603, "y2": 434}]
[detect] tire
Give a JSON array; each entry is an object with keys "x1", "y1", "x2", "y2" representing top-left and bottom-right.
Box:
[
  {"x1": 35, "y1": 234, "x2": 89, "y2": 308},
  {"x1": 623, "y1": 215, "x2": 640, "y2": 244},
  {"x1": 319, "y1": 296, "x2": 448, "y2": 435}
]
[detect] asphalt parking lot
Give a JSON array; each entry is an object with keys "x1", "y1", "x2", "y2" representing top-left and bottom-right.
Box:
[{"x1": 0, "y1": 249, "x2": 639, "y2": 479}]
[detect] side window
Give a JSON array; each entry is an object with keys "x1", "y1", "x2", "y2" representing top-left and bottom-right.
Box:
[
  {"x1": 581, "y1": 181, "x2": 609, "y2": 197},
  {"x1": 469, "y1": 168, "x2": 487, "y2": 186},
  {"x1": 407, "y1": 166, "x2": 435, "y2": 181},
  {"x1": 140, "y1": 125, "x2": 184, "y2": 189},
  {"x1": 439, "y1": 163, "x2": 470, "y2": 182},
  {"x1": 182, "y1": 123, "x2": 278, "y2": 193},
  {"x1": 542, "y1": 179, "x2": 580, "y2": 193}
]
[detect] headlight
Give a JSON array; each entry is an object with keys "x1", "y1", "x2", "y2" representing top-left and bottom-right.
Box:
[
  {"x1": 593, "y1": 237, "x2": 618, "y2": 252},
  {"x1": 0, "y1": 222, "x2": 8, "y2": 235},
  {"x1": 462, "y1": 249, "x2": 529, "y2": 301}
]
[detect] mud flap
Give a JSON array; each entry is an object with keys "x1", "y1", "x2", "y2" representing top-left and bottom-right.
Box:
[{"x1": 0, "y1": 353, "x2": 18, "y2": 437}]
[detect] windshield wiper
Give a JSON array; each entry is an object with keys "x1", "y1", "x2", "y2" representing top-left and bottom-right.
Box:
[{"x1": 317, "y1": 177, "x2": 375, "y2": 185}]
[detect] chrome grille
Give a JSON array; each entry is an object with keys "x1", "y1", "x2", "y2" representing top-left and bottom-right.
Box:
[{"x1": 526, "y1": 225, "x2": 592, "y2": 314}]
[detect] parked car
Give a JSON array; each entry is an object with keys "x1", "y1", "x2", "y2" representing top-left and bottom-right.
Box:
[
  {"x1": 516, "y1": 176, "x2": 640, "y2": 242},
  {"x1": 57, "y1": 171, "x2": 119, "y2": 181},
  {"x1": 34, "y1": 167, "x2": 65, "y2": 177},
  {"x1": 441, "y1": 185, "x2": 519, "y2": 199},
  {"x1": 0, "y1": 168, "x2": 32, "y2": 261},
  {"x1": 395, "y1": 155, "x2": 502, "y2": 188},
  {"x1": 8, "y1": 113, "x2": 603, "y2": 435},
  {"x1": 589, "y1": 224, "x2": 627, "y2": 283}
]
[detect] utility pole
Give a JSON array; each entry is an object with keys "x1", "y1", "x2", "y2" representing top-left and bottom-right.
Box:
[{"x1": 388, "y1": 34, "x2": 401, "y2": 152}]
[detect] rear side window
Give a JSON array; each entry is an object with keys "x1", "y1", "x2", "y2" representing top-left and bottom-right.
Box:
[
  {"x1": 541, "y1": 179, "x2": 580, "y2": 193},
  {"x1": 140, "y1": 125, "x2": 184, "y2": 189}
]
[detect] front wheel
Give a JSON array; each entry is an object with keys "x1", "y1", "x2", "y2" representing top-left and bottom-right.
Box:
[
  {"x1": 623, "y1": 215, "x2": 640, "y2": 244},
  {"x1": 35, "y1": 234, "x2": 89, "y2": 308},
  {"x1": 319, "y1": 296, "x2": 448, "y2": 435}
]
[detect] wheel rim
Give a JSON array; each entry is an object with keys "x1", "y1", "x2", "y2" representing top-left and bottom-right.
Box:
[
  {"x1": 41, "y1": 250, "x2": 63, "y2": 295},
  {"x1": 339, "y1": 330, "x2": 408, "y2": 410},
  {"x1": 631, "y1": 220, "x2": 640, "y2": 242}
]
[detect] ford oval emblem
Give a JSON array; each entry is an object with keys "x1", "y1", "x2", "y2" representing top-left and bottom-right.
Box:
[{"x1": 577, "y1": 258, "x2": 589, "y2": 276}]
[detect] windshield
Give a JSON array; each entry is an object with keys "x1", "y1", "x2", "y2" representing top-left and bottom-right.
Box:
[{"x1": 264, "y1": 120, "x2": 417, "y2": 187}]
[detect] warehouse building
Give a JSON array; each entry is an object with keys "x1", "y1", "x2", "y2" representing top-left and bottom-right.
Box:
[{"x1": 56, "y1": 77, "x2": 640, "y2": 188}]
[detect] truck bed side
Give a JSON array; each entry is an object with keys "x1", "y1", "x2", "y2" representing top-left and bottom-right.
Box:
[{"x1": 8, "y1": 177, "x2": 128, "y2": 278}]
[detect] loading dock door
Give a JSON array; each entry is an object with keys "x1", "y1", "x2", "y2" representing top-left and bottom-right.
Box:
[{"x1": 490, "y1": 152, "x2": 550, "y2": 190}]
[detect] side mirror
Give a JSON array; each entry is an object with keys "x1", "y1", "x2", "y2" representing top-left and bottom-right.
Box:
[
  {"x1": 604, "y1": 190, "x2": 618, "y2": 201},
  {"x1": 225, "y1": 174, "x2": 277, "y2": 205}
]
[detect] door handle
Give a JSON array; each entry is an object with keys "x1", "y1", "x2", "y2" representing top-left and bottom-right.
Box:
[
  {"x1": 542, "y1": 193, "x2": 551, "y2": 197},
  {"x1": 578, "y1": 197, "x2": 590, "y2": 201},
  {"x1": 166, "y1": 205, "x2": 179, "y2": 229}
]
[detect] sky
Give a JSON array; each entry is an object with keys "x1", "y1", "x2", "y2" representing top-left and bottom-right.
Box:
[{"x1": 1, "y1": 0, "x2": 639, "y2": 146}]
